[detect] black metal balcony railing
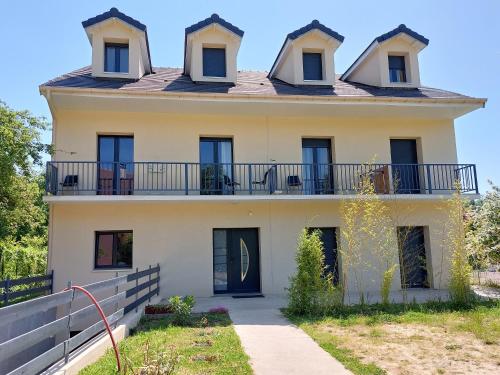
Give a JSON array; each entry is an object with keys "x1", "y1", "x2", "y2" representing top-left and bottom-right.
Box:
[{"x1": 45, "y1": 162, "x2": 479, "y2": 196}]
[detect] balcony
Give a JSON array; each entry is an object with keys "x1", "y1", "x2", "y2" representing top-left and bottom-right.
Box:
[{"x1": 45, "y1": 162, "x2": 478, "y2": 198}]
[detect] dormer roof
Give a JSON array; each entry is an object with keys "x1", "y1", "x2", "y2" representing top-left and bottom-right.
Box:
[
  {"x1": 185, "y1": 13, "x2": 244, "y2": 38},
  {"x1": 82, "y1": 7, "x2": 152, "y2": 74},
  {"x1": 374, "y1": 24, "x2": 429, "y2": 45},
  {"x1": 341, "y1": 24, "x2": 428, "y2": 82},
  {"x1": 82, "y1": 7, "x2": 147, "y2": 31},
  {"x1": 287, "y1": 19, "x2": 344, "y2": 42},
  {"x1": 269, "y1": 20, "x2": 344, "y2": 78}
]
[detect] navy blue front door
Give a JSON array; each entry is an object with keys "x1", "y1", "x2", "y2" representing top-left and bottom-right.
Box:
[
  {"x1": 213, "y1": 229, "x2": 260, "y2": 293},
  {"x1": 390, "y1": 139, "x2": 420, "y2": 193}
]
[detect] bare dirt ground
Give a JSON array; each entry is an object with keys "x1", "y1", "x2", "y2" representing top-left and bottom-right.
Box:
[{"x1": 321, "y1": 323, "x2": 500, "y2": 374}]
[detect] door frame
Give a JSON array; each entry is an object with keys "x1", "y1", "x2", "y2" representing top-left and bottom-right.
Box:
[
  {"x1": 212, "y1": 228, "x2": 261, "y2": 294},
  {"x1": 199, "y1": 137, "x2": 234, "y2": 195},
  {"x1": 301, "y1": 138, "x2": 334, "y2": 194},
  {"x1": 97, "y1": 135, "x2": 134, "y2": 195}
]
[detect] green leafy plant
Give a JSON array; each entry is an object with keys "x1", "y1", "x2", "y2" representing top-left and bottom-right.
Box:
[
  {"x1": 446, "y1": 186, "x2": 473, "y2": 305},
  {"x1": 381, "y1": 264, "x2": 398, "y2": 305},
  {"x1": 287, "y1": 228, "x2": 340, "y2": 315},
  {"x1": 168, "y1": 295, "x2": 195, "y2": 325},
  {"x1": 121, "y1": 339, "x2": 180, "y2": 374}
]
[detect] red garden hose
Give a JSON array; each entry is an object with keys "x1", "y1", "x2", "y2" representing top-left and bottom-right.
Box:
[{"x1": 65, "y1": 285, "x2": 121, "y2": 372}]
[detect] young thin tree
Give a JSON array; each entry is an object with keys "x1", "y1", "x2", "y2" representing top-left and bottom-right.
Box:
[{"x1": 287, "y1": 228, "x2": 338, "y2": 315}]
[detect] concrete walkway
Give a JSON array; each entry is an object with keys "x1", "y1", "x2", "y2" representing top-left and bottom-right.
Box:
[{"x1": 194, "y1": 296, "x2": 352, "y2": 375}]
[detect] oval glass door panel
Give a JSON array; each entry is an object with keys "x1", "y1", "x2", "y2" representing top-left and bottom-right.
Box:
[{"x1": 240, "y1": 238, "x2": 249, "y2": 282}]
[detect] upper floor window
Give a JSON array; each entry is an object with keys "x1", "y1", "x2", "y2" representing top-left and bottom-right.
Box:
[
  {"x1": 203, "y1": 47, "x2": 226, "y2": 77},
  {"x1": 105, "y1": 43, "x2": 129, "y2": 73},
  {"x1": 388, "y1": 55, "x2": 406, "y2": 83},
  {"x1": 303, "y1": 52, "x2": 323, "y2": 81}
]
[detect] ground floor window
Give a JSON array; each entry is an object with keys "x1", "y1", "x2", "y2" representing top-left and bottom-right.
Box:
[
  {"x1": 95, "y1": 231, "x2": 133, "y2": 269},
  {"x1": 307, "y1": 227, "x2": 339, "y2": 284},
  {"x1": 397, "y1": 226, "x2": 429, "y2": 288}
]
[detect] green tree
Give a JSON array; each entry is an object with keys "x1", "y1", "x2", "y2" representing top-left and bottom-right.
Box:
[
  {"x1": 287, "y1": 229, "x2": 339, "y2": 315},
  {"x1": 466, "y1": 181, "x2": 500, "y2": 268},
  {"x1": 0, "y1": 101, "x2": 50, "y2": 278}
]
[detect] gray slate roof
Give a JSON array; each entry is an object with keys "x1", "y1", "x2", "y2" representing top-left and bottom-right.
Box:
[{"x1": 41, "y1": 66, "x2": 472, "y2": 100}]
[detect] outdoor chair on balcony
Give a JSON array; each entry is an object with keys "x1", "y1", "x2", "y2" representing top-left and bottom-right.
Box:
[
  {"x1": 359, "y1": 166, "x2": 390, "y2": 194},
  {"x1": 59, "y1": 175, "x2": 78, "y2": 195},
  {"x1": 223, "y1": 174, "x2": 240, "y2": 194},
  {"x1": 252, "y1": 166, "x2": 277, "y2": 194},
  {"x1": 286, "y1": 175, "x2": 302, "y2": 193}
]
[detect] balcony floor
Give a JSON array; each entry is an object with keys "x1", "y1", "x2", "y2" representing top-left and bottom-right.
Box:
[{"x1": 43, "y1": 193, "x2": 479, "y2": 204}]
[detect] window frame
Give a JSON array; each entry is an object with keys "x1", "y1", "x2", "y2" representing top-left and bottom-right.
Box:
[
  {"x1": 302, "y1": 52, "x2": 324, "y2": 81},
  {"x1": 202, "y1": 47, "x2": 227, "y2": 78},
  {"x1": 388, "y1": 55, "x2": 407, "y2": 83},
  {"x1": 94, "y1": 230, "x2": 133, "y2": 269},
  {"x1": 104, "y1": 42, "x2": 130, "y2": 73}
]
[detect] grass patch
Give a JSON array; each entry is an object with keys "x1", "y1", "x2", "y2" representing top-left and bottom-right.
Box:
[
  {"x1": 285, "y1": 300, "x2": 500, "y2": 375},
  {"x1": 80, "y1": 312, "x2": 252, "y2": 375}
]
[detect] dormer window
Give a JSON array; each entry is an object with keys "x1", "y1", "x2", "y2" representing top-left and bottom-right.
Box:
[
  {"x1": 269, "y1": 20, "x2": 344, "y2": 86},
  {"x1": 303, "y1": 52, "x2": 323, "y2": 81},
  {"x1": 105, "y1": 43, "x2": 129, "y2": 73},
  {"x1": 388, "y1": 55, "x2": 406, "y2": 83},
  {"x1": 202, "y1": 47, "x2": 226, "y2": 77}
]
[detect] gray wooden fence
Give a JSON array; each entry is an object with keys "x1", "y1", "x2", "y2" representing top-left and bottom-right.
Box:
[
  {"x1": 1, "y1": 272, "x2": 54, "y2": 307},
  {"x1": 0, "y1": 265, "x2": 160, "y2": 375}
]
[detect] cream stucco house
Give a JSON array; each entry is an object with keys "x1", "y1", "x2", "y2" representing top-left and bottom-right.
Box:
[{"x1": 41, "y1": 8, "x2": 486, "y2": 298}]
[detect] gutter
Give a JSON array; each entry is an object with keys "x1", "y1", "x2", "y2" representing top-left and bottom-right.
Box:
[{"x1": 39, "y1": 85, "x2": 487, "y2": 108}]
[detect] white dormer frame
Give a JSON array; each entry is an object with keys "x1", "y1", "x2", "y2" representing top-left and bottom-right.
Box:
[
  {"x1": 84, "y1": 17, "x2": 152, "y2": 80},
  {"x1": 269, "y1": 27, "x2": 343, "y2": 87},
  {"x1": 184, "y1": 23, "x2": 242, "y2": 84},
  {"x1": 341, "y1": 26, "x2": 428, "y2": 88}
]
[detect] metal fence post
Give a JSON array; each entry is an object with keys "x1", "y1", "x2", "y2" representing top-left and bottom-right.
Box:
[
  {"x1": 50, "y1": 270, "x2": 55, "y2": 294},
  {"x1": 114, "y1": 271, "x2": 119, "y2": 314},
  {"x1": 426, "y1": 165, "x2": 433, "y2": 194},
  {"x1": 248, "y1": 165, "x2": 253, "y2": 195},
  {"x1": 156, "y1": 263, "x2": 160, "y2": 296},
  {"x1": 135, "y1": 267, "x2": 139, "y2": 313},
  {"x1": 473, "y1": 164, "x2": 479, "y2": 194},
  {"x1": 3, "y1": 277, "x2": 11, "y2": 306},
  {"x1": 64, "y1": 281, "x2": 74, "y2": 364},
  {"x1": 148, "y1": 265, "x2": 152, "y2": 303},
  {"x1": 184, "y1": 164, "x2": 189, "y2": 195}
]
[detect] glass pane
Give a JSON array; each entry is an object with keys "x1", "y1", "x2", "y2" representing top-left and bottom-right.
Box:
[
  {"x1": 219, "y1": 140, "x2": 233, "y2": 192},
  {"x1": 96, "y1": 233, "x2": 113, "y2": 267},
  {"x1": 99, "y1": 137, "x2": 115, "y2": 194},
  {"x1": 303, "y1": 53, "x2": 323, "y2": 80},
  {"x1": 116, "y1": 232, "x2": 133, "y2": 267},
  {"x1": 105, "y1": 46, "x2": 116, "y2": 72},
  {"x1": 302, "y1": 147, "x2": 314, "y2": 195},
  {"x1": 119, "y1": 47, "x2": 129, "y2": 73},
  {"x1": 316, "y1": 147, "x2": 331, "y2": 190},
  {"x1": 213, "y1": 230, "x2": 228, "y2": 291},
  {"x1": 203, "y1": 48, "x2": 226, "y2": 77}
]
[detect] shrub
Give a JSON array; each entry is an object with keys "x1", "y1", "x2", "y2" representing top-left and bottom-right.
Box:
[
  {"x1": 287, "y1": 228, "x2": 339, "y2": 315},
  {"x1": 122, "y1": 339, "x2": 180, "y2": 375},
  {"x1": 168, "y1": 295, "x2": 195, "y2": 325},
  {"x1": 144, "y1": 304, "x2": 173, "y2": 315},
  {"x1": 208, "y1": 306, "x2": 228, "y2": 314}
]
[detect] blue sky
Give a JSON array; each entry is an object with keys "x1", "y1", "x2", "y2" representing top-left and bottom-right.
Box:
[{"x1": 0, "y1": 0, "x2": 498, "y2": 192}]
